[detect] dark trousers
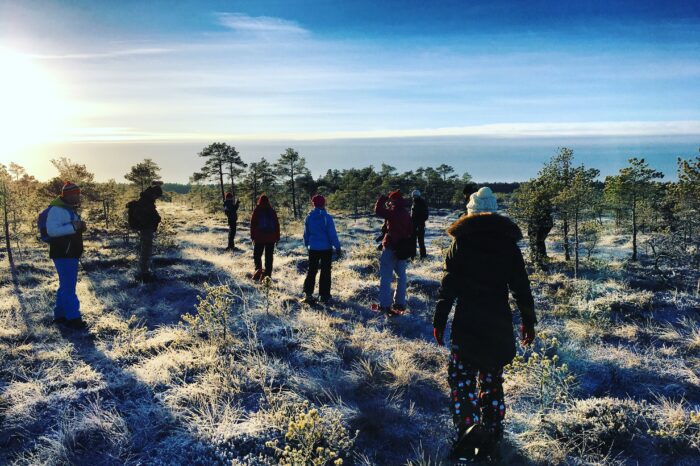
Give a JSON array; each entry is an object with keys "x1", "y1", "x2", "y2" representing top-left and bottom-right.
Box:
[
  {"x1": 414, "y1": 223, "x2": 426, "y2": 258},
  {"x1": 253, "y1": 242, "x2": 275, "y2": 276},
  {"x1": 227, "y1": 223, "x2": 237, "y2": 248},
  {"x1": 448, "y1": 348, "x2": 505, "y2": 438},
  {"x1": 303, "y1": 249, "x2": 333, "y2": 298}
]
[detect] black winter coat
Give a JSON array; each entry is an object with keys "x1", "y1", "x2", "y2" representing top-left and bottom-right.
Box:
[
  {"x1": 224, "y1": 199, "x2": 239, "y2": 225},
  {"x1": 433, "y1": 213, "x2": 536, "y2": 369},
  {"x1": 134, "y1": 195, "x2": 161, "y2": 232},
  {"x1": 411, "y1": 197, "x2": 429, "y2": 226}
]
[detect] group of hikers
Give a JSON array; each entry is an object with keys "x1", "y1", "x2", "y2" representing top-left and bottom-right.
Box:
[{"x1": 38, "y1": 180, "x2": 536, "y2": 463}]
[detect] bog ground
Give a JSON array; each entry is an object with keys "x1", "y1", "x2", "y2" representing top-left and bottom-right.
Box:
[{"x1": 1, "y1": 203, "x2": 699, "y2": 465}]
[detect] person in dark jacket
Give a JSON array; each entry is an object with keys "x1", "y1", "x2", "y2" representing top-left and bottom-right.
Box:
[
  {"x1": 250, "y1": 194, "x2": 280, "y2": 281},
  {"x1": 302, "y1": 194, "x2": 342, "y2": 304},
  {"x1": 411, "y1": 189, "x2": 429, "y2": 259},
  {"x1": 45, "y1": 181, "x2": 87, "y2": 329},
  {"x1": 135, "y1": 184, "x2": 162, "y2": 282},
  {"x1": 223, "y1": 192, "x2": 240, "y2": 251},
  {"x1": 374, "y1": 190, "x2": 413, "y2": 315},
  {"x1": 433, "y1": 187, "x2": 536, "y2": 462}
]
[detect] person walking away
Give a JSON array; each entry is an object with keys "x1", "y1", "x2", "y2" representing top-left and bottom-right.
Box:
[
  {"x1": 250, "y1": 194, "x2": 280, "y2": 281},
  {"x1": 302, "y1": 194, "x2": 342, "y2": 304},
  {"x1": 129, "y1": 184, "x2": 162, "y2": 282},
  {"x1": 44, "y1": 182, "x2": 87, "y2": 329},
  {"x1": 223, "y1": 192, "x2": 240, "y2": 251},
  {"x1": 432, "y1": 187, "x2": 536, "y2": 463},
  {"x1": 373, "y1": 190, "x2": 413, "y2": 315},
  {"x1": 411, "y1": 190, "x2": 429, "y2": 259}
]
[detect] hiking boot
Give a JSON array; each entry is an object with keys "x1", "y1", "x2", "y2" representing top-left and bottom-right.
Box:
[
  {"x1": 53, "y1": 316, "x2": 67, "y2": 324},
  {"x1": 302, "y1": 294, "x2": 317, "y2": 304},
  {"x1": 388, "y1": 303, "x2": 406, "y2": 316},
  {"x1": 474, "y1": 426, "x2": 502, "y2": 462},
  {"x1": 450, "y1": 424, "x2": 489, "y2": 463},
  {"x1": 319, "y1": 295, "x2": 332, "y2": 304},
  {"x1": 64, "y1": 318, "x2": 87, "y2": 330},
  {"x1": 252, "y1": 269, "x2": 264, "y2": 282},
  {"x1": 371, "y1": 303, "x2": 392, "y2": 314}
]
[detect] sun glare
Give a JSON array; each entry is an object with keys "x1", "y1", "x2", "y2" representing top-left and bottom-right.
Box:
[{"x1": 0, "y1": 47, "x2": 70, "y2": 157}]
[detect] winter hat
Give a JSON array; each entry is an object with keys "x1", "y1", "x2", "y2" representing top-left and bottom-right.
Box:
[
  {"x1": 388, "y1": 190, "x2": 403, "y2": 201},
  {"x1": 412, "y1": 190, "x2": 421, "y2": 198},
  {"x1": 311, "y1": 194, "x2": 326, "y2": 208},
  {"x1": 61, "y1": 181, "x2": 80, "y2": 197},
  {"x1": 467, "y1": 187, "x2": 498, "y2": 215},
  {"x1": 225, "y1": 192, "x2": 233, "y2": 199}
]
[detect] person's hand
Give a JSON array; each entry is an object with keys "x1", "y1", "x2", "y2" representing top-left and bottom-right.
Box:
[
  {"x1": 521, "y1": 324, "x2": 535, "y2": 346},
  {"x1": 335, "y1": 249, "x2": 343, "y2": 260},
  {"x1": 73, "y1": 220, "x2": 86, "y2": 232},
  {"x1": 433, "y1": 327, "x2": 445, "y2": 346}
]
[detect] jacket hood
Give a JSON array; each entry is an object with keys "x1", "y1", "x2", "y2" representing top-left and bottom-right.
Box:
[
  {"x1": 50, "y1": 196, "x2": 77, "y2": 209},
  {"x1": 141, "y1": 185, "x2": 163, "y2": 201},
  {"x1": 390, "y1": 197, "x2": 411, "y2": 210},
  {"x1": 447, "y1": 213, "x2": 522, "y2": 241},
  {"x1": 257, "y1": 194, "x2": 271, "y2": 207}
]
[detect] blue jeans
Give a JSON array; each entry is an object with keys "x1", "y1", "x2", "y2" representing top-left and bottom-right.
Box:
[
  {"x1": 53, "y1": 258, "x2": 81, "y2": 320},
  {"x1": 379, "y1": 247, "x2": 407, "y2": 308}
]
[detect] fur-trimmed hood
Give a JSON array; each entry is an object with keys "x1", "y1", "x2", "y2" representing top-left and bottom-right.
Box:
[{"x1": 447, "y1": 212, "x2": 522, "y2": 241}]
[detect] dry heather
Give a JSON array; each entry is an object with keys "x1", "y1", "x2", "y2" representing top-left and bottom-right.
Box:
[{"x1": 1, "y1": 203, "x2": 699, "y2": 465}]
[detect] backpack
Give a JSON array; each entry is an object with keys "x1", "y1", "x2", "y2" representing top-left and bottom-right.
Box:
[
  {"x1": 37, "y1": 206, "x2": 53, "y2": 243},
  {"x1": 126, "y1": 200, "x2": 142, "y2": 230},
  {"x1": 258, "y1": 208, "x2": 275, "y2": 234},
  {"x1": 394, "y1": 235, "x2": 415, "y2": 260}
]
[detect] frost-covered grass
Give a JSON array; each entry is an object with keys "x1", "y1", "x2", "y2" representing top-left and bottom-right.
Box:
[{"x1": 1, "y1": 203, "x2": 699, "y2": 465}]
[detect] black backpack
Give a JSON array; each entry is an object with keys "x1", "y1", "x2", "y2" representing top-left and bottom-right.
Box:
[
  {"x1": 394, "y1": 235, "x2": 415, "y2": 260},
  {"x1": 126, "y1": 200, "x2": 142, "y2": 230}
]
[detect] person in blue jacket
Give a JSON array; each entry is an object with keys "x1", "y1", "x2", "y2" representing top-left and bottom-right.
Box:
[{"x1": 302, "y1": 194, "x2": 342, "y2": 304}]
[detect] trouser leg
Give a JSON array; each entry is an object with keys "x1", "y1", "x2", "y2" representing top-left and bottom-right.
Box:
[
  {"x1": 417, "y1": 224, "x2": 427, "y2": 258},
  {"x1": 303, "y1": 250, "x2": 321, "y2": 295},
  {"x1": 478, "y1": 368, "x2": 506, "y2": 437},
  {"x1": 318, "y1": 249, "x2": 332, "y2": 298},
  {"x1": 253, "y1": 243, "x2": 264, "y2": 271},
  {"x1": 447, "y1": 349, "x2": 480, "y2": 436},
  {"x1": 393, "y1": 258, "x2": 407, "y2": 307},
  {"x1": 53, "y1": 258, "x2": 81, "y2": 320},
  {"x1": 379, "y1": 248, "x2": 395, "y2": 308},
  {"x1": 139, "y1": 230, "x2": 154, "y2": 275},
  {"x1": 228, "y1": 223, "x2": 236, "y2": 248},
  {"x1": 264, "y1": 243, "x2": 274, "y2": 276}
]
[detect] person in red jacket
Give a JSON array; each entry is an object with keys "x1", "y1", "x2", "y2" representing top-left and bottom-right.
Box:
[
  {"x1": 374, "y1": 190, "x2": 413, "y2": 315},
  {"x1": 250, "y1": 194, "x2": 280, "y2": 281}
]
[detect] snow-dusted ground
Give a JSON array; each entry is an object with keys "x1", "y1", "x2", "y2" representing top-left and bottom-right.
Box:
[{"x1": 1, "y1": 203, "x2": 699, "y2": 465}]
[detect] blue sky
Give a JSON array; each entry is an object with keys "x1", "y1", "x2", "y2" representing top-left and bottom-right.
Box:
[{"x1": 0, "y1": 0, "x2": 698, "y2": 181}]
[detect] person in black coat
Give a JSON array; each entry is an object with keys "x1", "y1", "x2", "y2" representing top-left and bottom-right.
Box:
[
  {"x1": 410, "y1": 190, "x2": 429, "y2": 259},
  {"x1": 134, "y1": 184, "x2": 162, "y2": 282},
  {"x1": 433, "y1": 187, "x2": 536, "y2": 462},
  {"x1": 223, "y1": 192, "x2": 240, "y2": 251}
]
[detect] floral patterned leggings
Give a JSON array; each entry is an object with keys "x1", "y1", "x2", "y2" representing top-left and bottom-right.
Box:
[{"x1": 447, "y1": 349, "x2": 506, "y2": 437}]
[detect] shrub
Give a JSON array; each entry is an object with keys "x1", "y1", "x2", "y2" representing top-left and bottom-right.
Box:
[
  {"x1": 183, "y1": 283, "x2": 236, "y2": 345},
  {"x1": 266, "y1": 401, "x2": 357, "y2": 466},
  {"x1": 505, "y1": 336, "x2": 576, "y2": 412}
]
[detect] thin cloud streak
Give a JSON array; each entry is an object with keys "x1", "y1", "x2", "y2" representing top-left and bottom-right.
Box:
[
  {"x1": 215, "y1": 12, "x2": 309, "y2": 36},
  {"x1": 58, "y1": 120, "x2": 700, "y2": 143},
  {"x1": 29, "y1": 47, "x2": 173, "y2": 60}
]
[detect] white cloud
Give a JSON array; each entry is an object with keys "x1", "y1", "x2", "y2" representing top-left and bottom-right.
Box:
[
  {"x1": 58, "y1": 120, "x2": 700, "y2": 143},
  {"x1": 30, "y1": 47, "x2": 172, "y2": 60},
  {"x1": 215, "y1": 12, "x2": 309, "y2": 36}
]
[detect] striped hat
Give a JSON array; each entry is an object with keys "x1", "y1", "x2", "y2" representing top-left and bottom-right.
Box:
[{"x1": 61, "y1": 181, "x2": 81, "y2": 197}]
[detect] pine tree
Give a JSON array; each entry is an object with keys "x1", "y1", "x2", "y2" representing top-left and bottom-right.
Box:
[
  {"x1": 275, "y1": 148, "x2": 309, "y2": 219},
  {"x1": 125, "y1": 158, "x2": 162, "y2": 192}
]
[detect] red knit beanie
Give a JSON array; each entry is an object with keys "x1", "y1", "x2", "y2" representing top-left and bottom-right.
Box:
[
  {"x1": 311, "y1": 194, "x2": 326, "y2": 208},
  {"x1": 225, "y1": 192, "x2": 233, "y2": 199},
  {"x1": 388, "y1": 190, "x2": 402, "y2": 201},
  {"x1": 61, "y1": 181, "x2": 81, "y2": 197}
]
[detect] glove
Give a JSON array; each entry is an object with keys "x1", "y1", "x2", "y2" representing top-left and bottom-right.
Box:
[
  {"x1": 521, "y1": 324, "x2": 535, "y2": 346},
  {"x1": 433, "y1": 327, "x2": 445, "y2": 346},
  {"x1": 335, "y1": 249, "x2": 343, "y2": 260}
]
